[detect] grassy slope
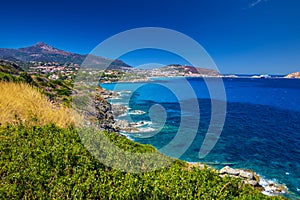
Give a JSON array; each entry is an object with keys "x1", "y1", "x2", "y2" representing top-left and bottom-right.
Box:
[
  {"x1": 0, "y1": 125, "x2": 284, "y2": 199},
  {"x1": 0, "y1": 82, "x2": 74, "y2": 127}
]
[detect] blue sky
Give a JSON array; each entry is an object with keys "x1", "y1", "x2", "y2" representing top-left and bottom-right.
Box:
[{"x1": 0, "y1": 0, "x2": 299, "y2": 74}]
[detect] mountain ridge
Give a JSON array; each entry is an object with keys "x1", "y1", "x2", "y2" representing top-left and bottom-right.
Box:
[
  {"x1": 0, "y1": 42, "x2": 131, "y2": 69},
  {"x1": 0, "y1": 43, "x2": 220, "y2": 75}
]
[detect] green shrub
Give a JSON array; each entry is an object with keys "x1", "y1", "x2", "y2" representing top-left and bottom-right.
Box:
[
  {"x1": 0, "y1": 125, "x2": 286, "y2": 199},
  {"x1": 0, "y1": 72, "x2": 18, "y2": 82}
]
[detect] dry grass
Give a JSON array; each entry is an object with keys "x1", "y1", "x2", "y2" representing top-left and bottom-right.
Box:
[{"x1": 0, "y1": 81, "x2": 77, "y2": 127}]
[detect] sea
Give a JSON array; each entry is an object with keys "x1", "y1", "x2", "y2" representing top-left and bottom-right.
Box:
[{"x1": 101, "y1": 77, "x2": 300, "y2": 198}]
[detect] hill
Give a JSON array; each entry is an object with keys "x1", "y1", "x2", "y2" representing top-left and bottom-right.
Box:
[
  {"x1": 0, "y1": 42, "x2": 131, "y2": 69},
  {"x1": 284, "y1": 72, "x2": 300, "y2": 78},
  {"x1": 160, "y1": 64, "x2": 220, "y2": 76}
]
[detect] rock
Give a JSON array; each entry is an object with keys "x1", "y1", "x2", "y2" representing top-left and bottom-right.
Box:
[
  {"x1": 218, "y1": 166, "x2": 288, "y2": 196},
  {"x1": 116, "y1": 120, "x2": 130, "y2": 129},
  {"x1": 93, "y1": 91, "x2": 118, "y2": 133},
  {"x1": 253, "y1": 172, "x2": 261, "y2": 182},
  {"x1": 219, "y1": 166, "x2": 240, "y2": 176},
  {"x1": 239, "y1": 170, "x2": 254, "y2": 180},
  {"x1": 129, "y1": 110, "x2": 146, "y2": 115},
  {"x1": 219, "y1": 166, "x2": 256, "y2": 181},
  {"x1": 112, "y1": 104, "x2": 127, "y2": 118},
  {"x1": 259, "y1": 178, "x2": 288, "y2": 195},
  {"x1": 91, "y1": 86, "x2": 139, "y2": 133}
]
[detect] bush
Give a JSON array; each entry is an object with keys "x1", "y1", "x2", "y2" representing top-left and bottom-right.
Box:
[{"x1": 0, "y1": 72, "x2": 18, "y2": 82}]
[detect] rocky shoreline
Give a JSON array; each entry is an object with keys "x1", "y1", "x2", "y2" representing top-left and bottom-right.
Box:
[
  {"x1": 219, "y1": 166, "x2": 288, "y2": 196},
  {"x1": 187, "y1": 163, "x2": 288, "y2": 197},
  {"x1": 93, "y1": 86, "x2": 138, "y2": 132}
]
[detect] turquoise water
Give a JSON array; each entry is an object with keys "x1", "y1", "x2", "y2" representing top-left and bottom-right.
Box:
[{"x1": 101, "y1": 77, "x2": 300, "y2": 198}]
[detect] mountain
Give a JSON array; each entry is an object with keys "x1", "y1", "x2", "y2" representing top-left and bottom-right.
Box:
[{"x1": 0, "y1": 42, "x2": 131, "y2": 69}]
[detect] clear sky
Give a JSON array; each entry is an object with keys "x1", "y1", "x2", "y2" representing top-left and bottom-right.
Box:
[{"x1": 0, "y1": 0, "x2": 299, "y2": 74}]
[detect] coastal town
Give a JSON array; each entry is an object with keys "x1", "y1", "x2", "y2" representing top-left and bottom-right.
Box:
[
  {"x1": 24, "y1": 60, "x2": 300, "y2": 83},
  {"x1": 27, "y1": 61, "x2": 80, "y2": 80},
  {"x1": 25, "y1": 60, "x2": 222, "y2": 82}
]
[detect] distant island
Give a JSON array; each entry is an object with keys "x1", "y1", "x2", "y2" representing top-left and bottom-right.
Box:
[{"x1": 285, "y1": 72, "x2": 300, "y2": 79}]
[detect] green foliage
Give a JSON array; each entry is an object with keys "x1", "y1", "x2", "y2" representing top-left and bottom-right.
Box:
[
  {"x1": 19, "y1": 72, "x2": 34, "y2": 84},
  {"x1": 0, "y1": 125, "x2": 285, "y2": 199},
  {"x1": 54, "y1": 88, "x2": 72, "y2": 96},
  {"x1": 0, "y1": 70, "x2": 38, "y2": 87},
  {"x1": 62, "y1": 97, "x2": 72, "y2": 107},
  {"x1": 0, "y1": 60, "x2": 24, "y2": 74},
  {"x1": 0, "y1": 72, "x2": 18, "y2": 82},
  {"x1": 30, "y1": 75, "x2": 73, "y2": 106}
]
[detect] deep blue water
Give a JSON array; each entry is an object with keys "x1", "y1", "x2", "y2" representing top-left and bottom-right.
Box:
[{"x1": 101, "y1": 77, "x2": 300, "y2": 198}]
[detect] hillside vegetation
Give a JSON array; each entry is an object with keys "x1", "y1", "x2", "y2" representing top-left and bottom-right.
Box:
[
  {"x1": 0, "y1": 59, "x2": 73, "y2": 107},
  {"x1": 0, "y1": 124, "x2": 285, "y2": 199},
  {"x1": 0, "y1": 82, "x2": 74, "y2": 127}
]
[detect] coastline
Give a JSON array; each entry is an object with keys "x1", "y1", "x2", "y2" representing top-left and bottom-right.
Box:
[
  {"x1": 97, "y1": 84, "x2": 289, "y2": 198},
  {"x1": 100, "y1": 74, "x2": 300, "y2": 85}
]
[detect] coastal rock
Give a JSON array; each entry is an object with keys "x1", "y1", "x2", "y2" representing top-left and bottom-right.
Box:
[
  {"x1": 259, "y1": 178, "x2": 288, "y2": 196},
  {"x1": 116, "y1": 120, "x2": 130, "y2": 130},
  {"x1": 96, "y1": 86, "x2": 119, "y2": 99},
  {"x1": 88, "y1": 86, "x2": 132, "y2": 133},
  {"x1": 93, "y1": 88, "x2": 117, "y2": 133},
  {"x1": 112, "y1": 104, "x2": 128, "y2": 118},
  {"x1": 219, "y1": 166, "x2": 287, "y2": 196},
  {"x1": 239, "y1": 170, "x2": 254, "y2": 180},
  {"x1": 116, "y1": 120, "x2": 139, "y2": 132},
  {"x1": 130, "y1": 121, "x2": 148, "y2": 127},
  {"x1": 219, "y1": 166, "x2": 257, "y2": 181},
  {"x1": 92, "y1": 86, "x2": 141, "y2": 133},
  {"x1": 129, "y1": 110, "x2": 146, "y2": 115},
  {"x1": 219, "y1": 166, "x2": 240, "y2": 176}
]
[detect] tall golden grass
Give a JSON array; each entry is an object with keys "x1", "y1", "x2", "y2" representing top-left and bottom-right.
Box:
[{"x1": 0, "y1": 81, "x2": 77, "y2": 127}]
